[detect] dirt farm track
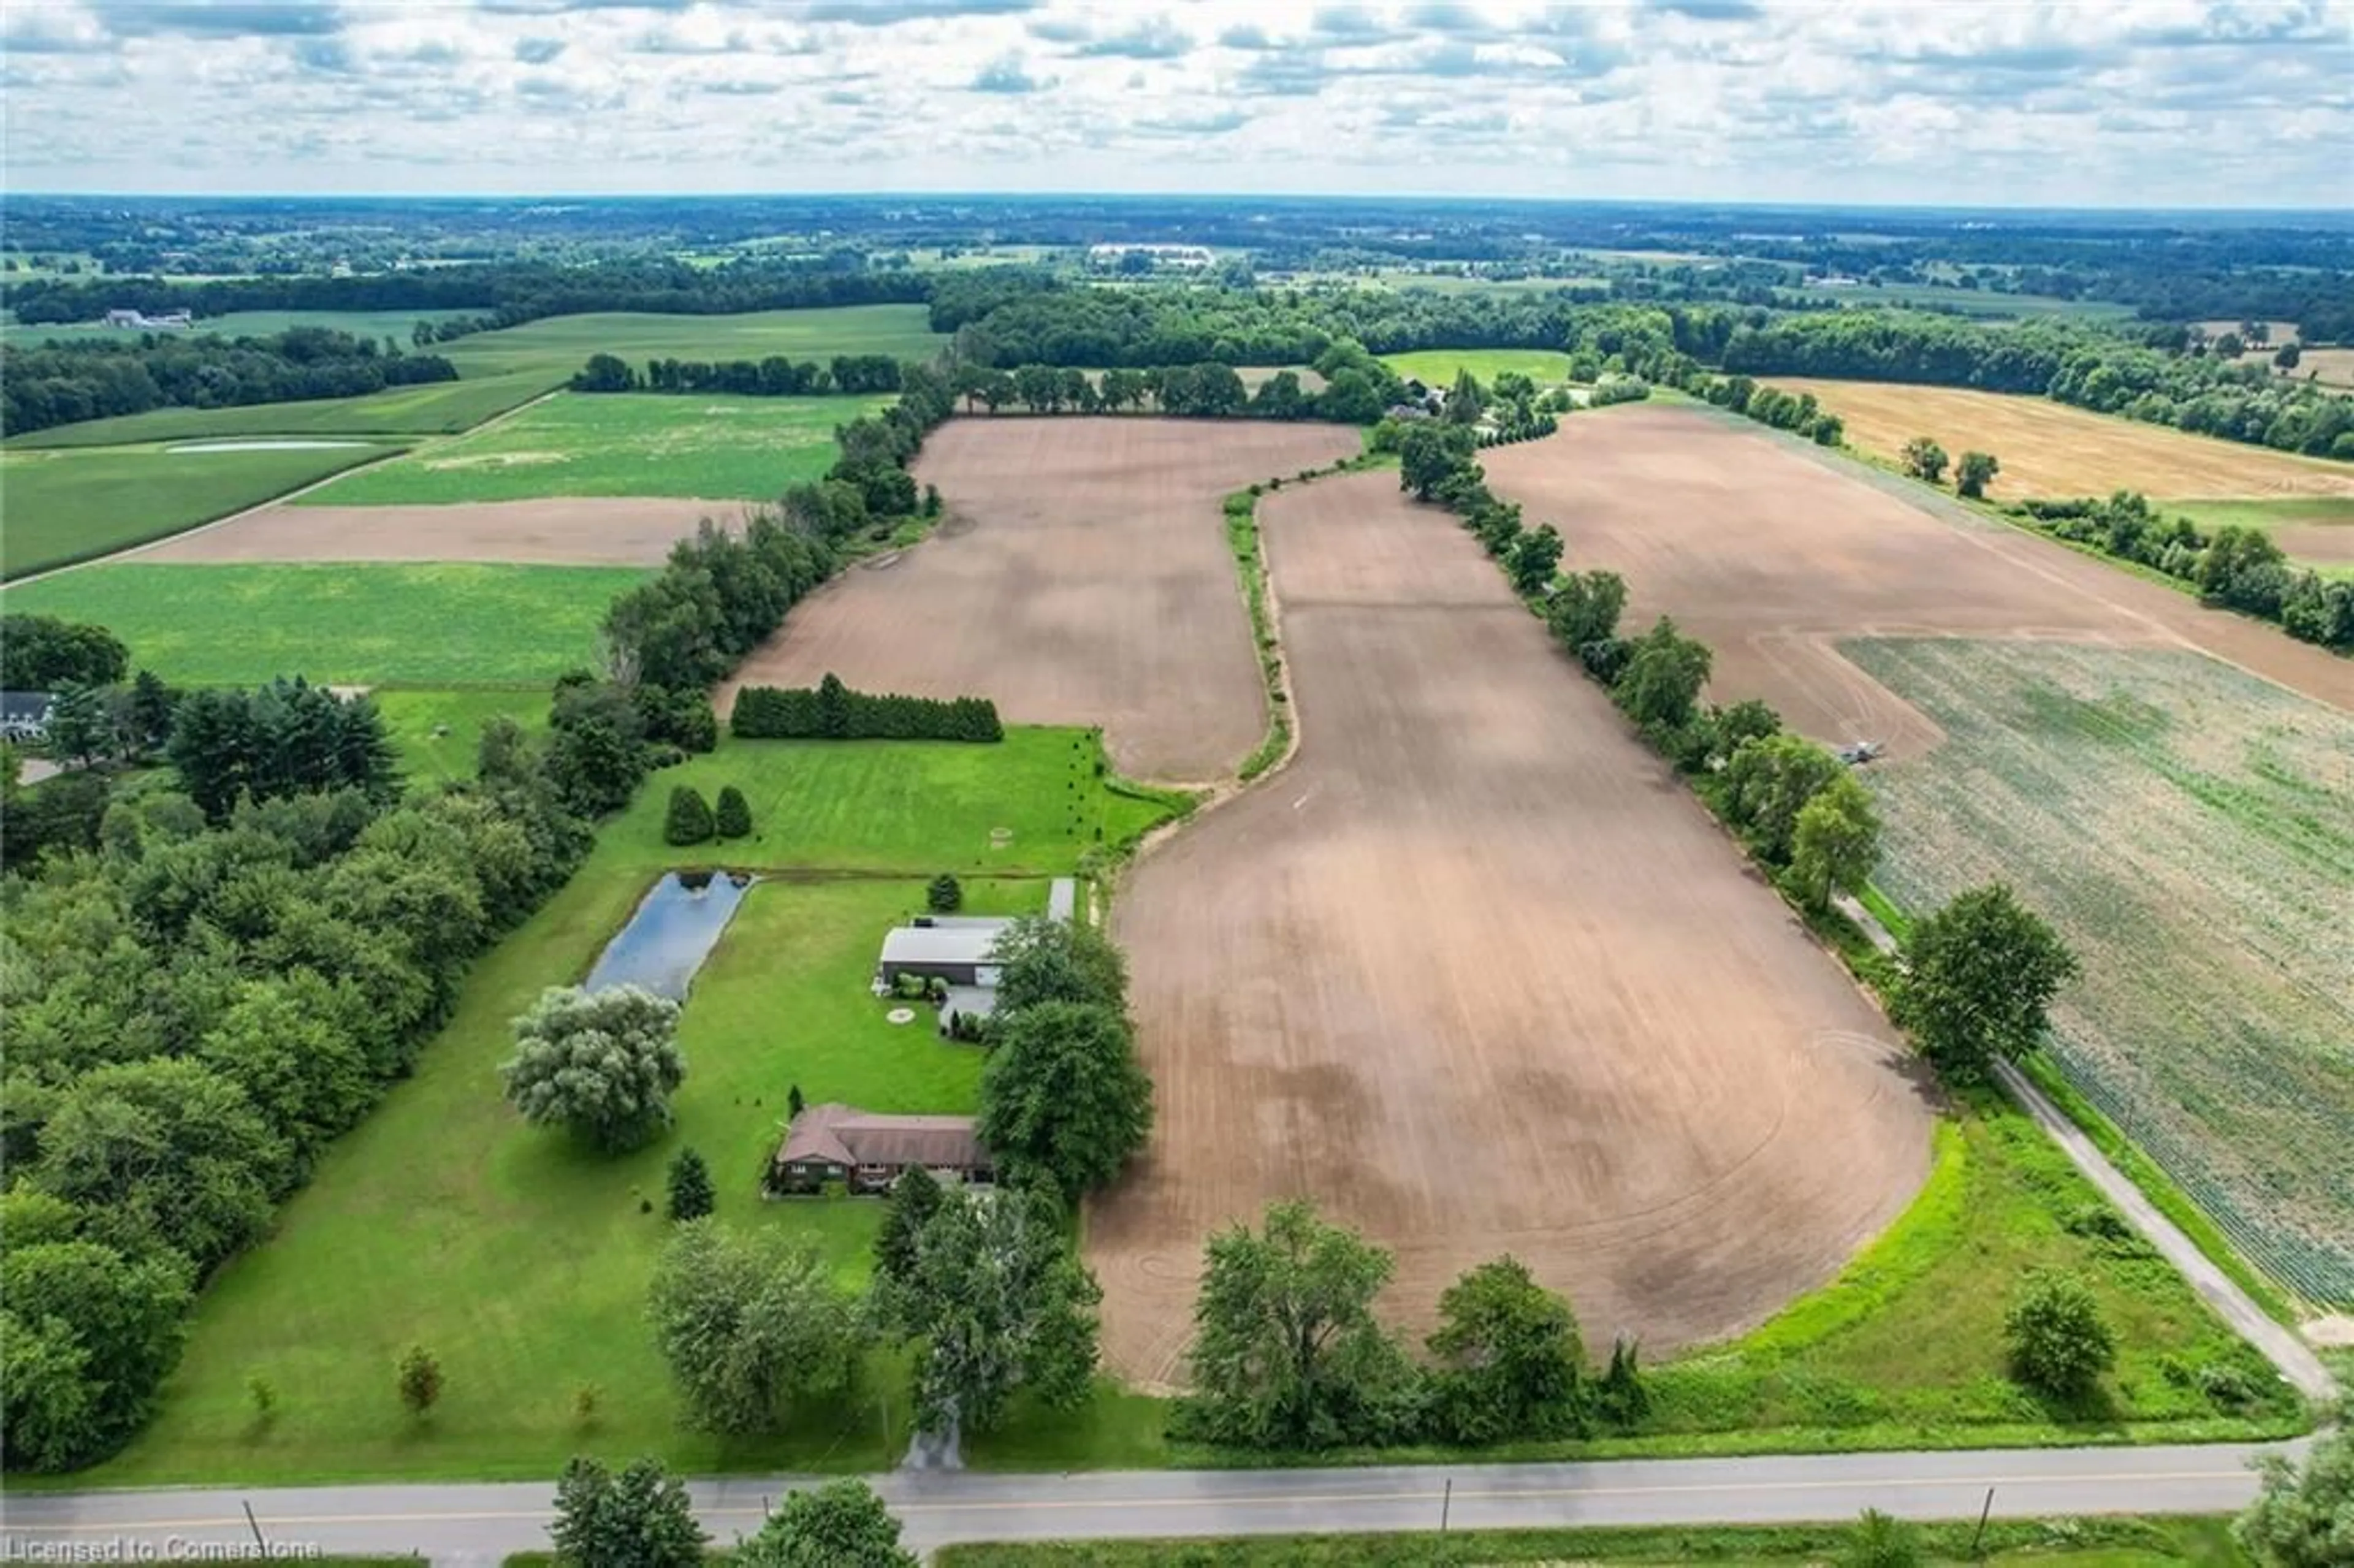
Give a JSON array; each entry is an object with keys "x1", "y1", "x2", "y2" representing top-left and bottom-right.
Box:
[
  {"x1": 725, "y1": 418, "x2": 1361, "y2": 781},
  {"x1": 1089, "y1": 468, "x2": 1938, "y2": 1386}
]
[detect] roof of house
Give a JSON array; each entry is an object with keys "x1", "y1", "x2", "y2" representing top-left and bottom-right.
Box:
[
  {"x1": 1, "y1": 691, "x2": 56, "y2": 723},
  {"x1": 878, "y1": 921, "x2": 1011, "y2": 968},
  {"x1": 777, "y1": 1103, "x2": 988, "y2": 1170}
]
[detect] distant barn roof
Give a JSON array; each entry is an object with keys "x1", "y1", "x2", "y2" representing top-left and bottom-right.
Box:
[
  {"x1": 878, "y1": 922, "x2": 1013, "y2": 968},
  {"x1": 778, "y1": 1103, "x2": 986, "y2": 1169},
  {"x1": 1, "y1": 691, "x2": 56, "y2": 723}
]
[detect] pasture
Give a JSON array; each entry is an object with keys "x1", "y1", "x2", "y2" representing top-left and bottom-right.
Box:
[
  {"x1": 2167, "y1": 496, "x2": 2354, "y2": 576},
  {"x1": 6, "y1": 373, "x2": 554, "y2": 447},
  {"x1": 0, "y1": 561, "x2": 641, "y2": 686},
  {"x1": 294, "y1": 392, "x2": 883, "y2": 506},
  {"x1": 1382, "y1": 348, "x2": 1575, "y2": 384},
  {"x1": 0, "y1": 440, "x2": 398, "y2": 579},
  {"x1": 1847, "y1": 639, "x2": 2354, "y2": 1306},
  {"x1": 435, "y1": 305, "x2": 947, "y2": 382},
  {"x1": 1768, "y1": 379, "x2": 2354, "y2": 501},
  {"x1": 727, "y1": 417, "x2": 1361, "y2": 782},
  {"x1": 375, "y1": 688, "x2": 550, "y2": 782},
  {"x1": 75, "y1": 733, "x2": 1173, "y2": 1486},
  {"x1": 1482, "y1": 406, "x2": 2351, "y2": 755},
  {"x1": 1090, "y1": 466, "x2": 1937, "y2": 1387}
]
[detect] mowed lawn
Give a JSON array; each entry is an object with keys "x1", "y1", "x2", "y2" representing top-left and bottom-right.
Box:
[
  {"x1": 436, "y1": 305, "x2": 947, "y2": 382},
  {"x1": 77, "y1": 733, "x2": 1175, "y2": 1486},
  {"x1": 297, "y1": 393, "x2": 886, "y2": 506},
  {"x1": 0, "y1": 562, "x2": 642, "y2": 685},
  {"x1": 1774, "y1": 379, "x2": 2354, "y2": 501},
  {"x1": 0, "y1": 441, "x2": 399, "y2": 579},
  {"x1": 375, "y1": 688, "x2": 552, "y2": 781},
  {"x1": 1382, "y1": 348, "x2": 1576, "y2": 384},
  {"x1": 6, "y1": 373, "x2": 555, "y2": 449}
]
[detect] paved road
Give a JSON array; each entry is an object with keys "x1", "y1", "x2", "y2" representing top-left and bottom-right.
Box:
[{"x1": 0, "y1": 1442, "x2": 2301, "y2": 1562}]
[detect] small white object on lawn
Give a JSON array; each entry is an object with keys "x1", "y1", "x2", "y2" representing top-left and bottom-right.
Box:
[{"x1": 886, "y1": 1007, "x2": 916, "y2": 1025}]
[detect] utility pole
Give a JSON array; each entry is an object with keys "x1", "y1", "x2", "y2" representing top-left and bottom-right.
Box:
[
  {"x1": 1440, "y1": 1477, "x2": 1453, "y2": 1533},
  {"x1": 1970, "y1": 1486, "x2": 1995, "y2": 1558},
  {"x1": 242, "y1": 1500, "x2": 267, "y2": 1553}
]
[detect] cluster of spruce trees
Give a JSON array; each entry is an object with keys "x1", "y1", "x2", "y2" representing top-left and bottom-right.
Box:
[{"x1": 731, "y1": 674, "x2": 1002, "y2": 742}]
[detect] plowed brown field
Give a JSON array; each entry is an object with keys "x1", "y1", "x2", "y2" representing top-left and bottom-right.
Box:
[
  {"x1": 1089, "y1": 468, "x2": 1937, "y2": 1387},
  {"x1": 723, "y1": 417, "x2": 1360, "y2": 781},
  {"x1": 145, "y1": 497, "x2": 734, "y2": 566},
  {"x1": 1480, "y1": 408, "x2": 2352, "y2": 756}
]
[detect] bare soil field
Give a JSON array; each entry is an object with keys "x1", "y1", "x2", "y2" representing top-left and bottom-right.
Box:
[
  {"x1": 724, "y1": 417, "x2": 1360, "y2": 781},
  {"x1": 1089, "y1": 469, "x2": 1937, "y2": 1387},
  {"x1": 1481, "y1": 408, "x2": 2352, "y2": 758},
  {"x1": 143, "y1": 497, "x2": 737, "y2": 566},
  {"x1": 1771, "y1": 379, "x2": 2354, "y2": 500}
]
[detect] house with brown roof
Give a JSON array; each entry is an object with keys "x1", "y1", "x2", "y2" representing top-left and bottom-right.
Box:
[{"x1": 767, "y1": 1102, "x2": 995, "y2": 1195}]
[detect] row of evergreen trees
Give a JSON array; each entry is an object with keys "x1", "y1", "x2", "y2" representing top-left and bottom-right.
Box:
[{"x1": 731, "y1": 674, "x2": 1002, "y2": 742}]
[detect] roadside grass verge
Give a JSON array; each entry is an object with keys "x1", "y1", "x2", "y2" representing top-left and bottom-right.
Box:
[
  {"x1": 936, "y1": 1516, "x2": 2249, "y2": 1567},
  {"x1": 0, "y1": 561, "x2": 645, "y2": 686},
  {"x1": 297, "y1": 393, "x2": 888, "y2": 506},
  {"x1": 0, "y1": 441, "x2": 400, "y2": 579},
  {"x1": 6, "y1": 373, "x2": 554, "y2": 449},
  {"x1": 67, "y1": 728, "x2": 1171, "y2": 1488}
]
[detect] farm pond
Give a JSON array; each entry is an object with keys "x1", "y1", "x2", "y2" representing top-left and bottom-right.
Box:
[{"x1": 584, "y1": 870, "x2": 752, "y2": 999}]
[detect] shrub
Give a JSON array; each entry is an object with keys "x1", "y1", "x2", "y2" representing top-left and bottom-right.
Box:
[
  {"x1": 927, "y1": 873, "x2": 963, "y2": 913},
  {"x1": 2003, "y1": 1268, "x2": 2115, "y2": 1399},
  {"x1": 397, "y1": 1344, "x2": 442, "y2": 1417},
  {"x1": 663, "y1": 785, "x2": 715, "y2": 845},
  {"x1": 666, "y1": 1146, "x2": 715, "y2": 1222},
  {"x1": 714, "y1": 785, "x2": 752, "y2": 839}
]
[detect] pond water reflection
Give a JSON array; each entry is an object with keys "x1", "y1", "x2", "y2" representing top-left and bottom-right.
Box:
[{"x1": 583, "y1": 871, "x2": 752, "y2": 1000}]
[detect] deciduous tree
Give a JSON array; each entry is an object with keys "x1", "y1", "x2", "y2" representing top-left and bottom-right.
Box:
[
  {"x1": 2236, "y1": 1425, "x2": 2352, "y2": 1568},
  {"x1": 1954, "y1": 450, "x2": 2000, "y2": 498},
  {"x1": 1613, "y1": 617, "x2": 1713, "y2": 731},
  {"x1": 1547, "y1": 569, "x2": 1628, "y2": 651},
  {"x1": 0, "y1": 1240, "x2": 192, "y2": 1472},
  {"x1": 978, "y1": 1000, "x2": 1153, "y2": 1199},
  {"x1": 648, "y1": 1220, "x2": 865, "y2": 1435},
  {"x1": 1900, "y1": 436, "x2": 1949, "y2": 485},
  {"x1": 1428, "y1": 1255, "x2": 1586, "y2": 1445},
  {"x1": 397, "y1": 1344, "x2": 443, "y2": 1417},
  {"x1": 987, "y1": 914, "x2": 1127, "y2": 1014},
  {"x1": 1894, "y1": 884, "x2": 2078, "y2": 1080},
  {"x1": 501, "y1": 984, "x2": 686, "y2": 1153},
  {"x1": 2003, "y1": 1268, "x2": 2114, "y2": 1399},
  {"x1": 1722, "y1": 734, "x2": 1846, "y2": 864},
  {"x1": 549, "y1": 1455, "x2": 707, "y2": 1568},
  {"x1": 1789, "y1": 772, "x2": 1882, "y2": 910},
  {"x1": 733, "y1": 1480, "x2": 918, "y2": 1568},
  {"x1": 1508, "y1": 523, "x2": 1564, "y2": 596},
  {"x1": 873, "y1": 1164, "x2": 943, "y2": 1287}
]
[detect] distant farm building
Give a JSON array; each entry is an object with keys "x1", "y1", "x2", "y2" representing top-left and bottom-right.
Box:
[
  {"x1": 102, "y1": 308, "x2": 193, "y2": 330},
  {"x1": 768, "y1": 1103, "x2": 994, "y2": 1195},
  {"x1": 1, "y1": 691, "x2": 56, "y2": 744},
  {"x1": 1087, "y1": 243, "x2": 1214, "y2": 270}
]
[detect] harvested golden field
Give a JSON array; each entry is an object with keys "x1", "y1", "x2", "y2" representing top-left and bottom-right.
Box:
[
  {"x1": 725, "y1": 417, "x2": 1360, "y2": 782},
  {"x1": 1773, "y1": 379, "x2": 2354, "y2": 501},
  {"x1": 144, "y1": 498, "x2": 733, "y2": 566},
  {"x1": 1089, "y1": 468, "x2": 1935, "y2": 1387}
]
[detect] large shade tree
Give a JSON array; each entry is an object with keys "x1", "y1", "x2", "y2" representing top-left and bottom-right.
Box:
[{"x1": 501, "y1": 984, "x2": 685, "y2": 1152}]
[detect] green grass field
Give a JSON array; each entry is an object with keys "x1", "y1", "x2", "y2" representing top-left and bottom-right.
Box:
[
  {"x1": 937, "y1": 1516, "x2": 2250, "y2": 1567},
  {"x1": 297, "y1": 393, "x2": 885, "y2": 506},
  {"x1": 2165, "y1": 497, "x2": 2354, "y2": 578},
  {"x1": 1845, "y1": 638, "x2": 2354, "y2": 1307},
  {"x1": 7, "y1": 374, "x2": 555, "y2": 449},
  {"x1": 0, "y1": 562, "x2": 642, "y2": 686},
  {"x1": 436, "y1": 305, "x2": 945, "y2": 382},
  {"x1": 1382, "y1": 348, "x2": 1576, "y2": 384},
  {"x1": 0, "y1": 441, "x2": 400, "y2": 578},
  {"x1": 376, "y1": 688, "x2": 551, "y2": 782},
  {"x1": 72, "y1": 730, "x2": 1174, "y2": 1486}
]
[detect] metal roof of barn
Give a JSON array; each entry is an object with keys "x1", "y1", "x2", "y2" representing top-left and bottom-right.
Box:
[{"x1": 878, "y1": 922, "x2": 1013, "y2": 967}]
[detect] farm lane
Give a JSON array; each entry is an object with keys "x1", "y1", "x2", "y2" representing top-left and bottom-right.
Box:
[{"x1": 2, "y1": 1441, "x2": 2302, "y2": 1560}]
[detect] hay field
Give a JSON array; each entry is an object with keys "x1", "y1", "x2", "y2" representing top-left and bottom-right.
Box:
[
  {"x1": 1089, "y1": 468, "x2": 1935, "y2": 1385},
  {"x1": 1848, "y1": 639, "x2": 2354, "y2": 1304},
  {"x1": 1770, "y1": 379, "x2": 2354, "y2": 500},
  {"x1": 1383, "y1": 348, "x2": 1575, "y2": 384},
  {"x1": 725, "y1": 417, "x2": 1361, "y2": 782},
  {"x1": 435, "y1": 304, "x2": 945, "y2": 382},
  {"x1": 6, "y1": 375, "x2": 553, "y2": 449},
  {"x1": 1482, "y1": 408, "x2": 2351, "y2": 758},
  {"x1": 295, "y1": 393, "x2": 883, "y2": 506}
]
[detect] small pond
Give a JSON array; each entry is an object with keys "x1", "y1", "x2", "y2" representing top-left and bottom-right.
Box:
[
  {"x1": 584, "y1": 871, "x2": 753, "y2": 999},
  {"x1": 166, "y1": 439, "x2": 378, "y2": 454}
]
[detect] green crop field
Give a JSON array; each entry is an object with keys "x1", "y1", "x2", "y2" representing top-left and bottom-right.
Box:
[
  {"x1": 0, "y1": 441, "x2": 400, "y2": 579},
  {"x1": 0, "y1": 562, "x2": 643, "y2": 686},
  {"x1": 4, "y1": 308, "x2": 479, "y2": 346},
  {"x1": 1382, "y1": 348, "x2": 1577, "y2": 384},
  {"x1": 2166, "y1": 497, "x2": 2354, "y2": 579},
  {"x1": 436, "y1": 305, "x2": 946, "y2": 382},
  {"x1": 296, "y1": 392, "x2": 886, "y2": 506},
  {"x1": 8, "y1": 373, "x2": 555, "y2": 449},
  {"x1": 1846, "y1": 637, "x2": 2354, "y2": 1306},
  {"x1": 70, "y1": 729, "x2": 1175, "y2": 1487}
]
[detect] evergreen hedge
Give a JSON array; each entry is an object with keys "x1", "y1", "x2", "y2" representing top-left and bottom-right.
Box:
[{"x1": 731, "y1": 673, "x2": 1003, "y2": 742}]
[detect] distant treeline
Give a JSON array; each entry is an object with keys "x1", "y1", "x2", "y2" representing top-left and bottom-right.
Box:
[
  {"x1": 732, "y1": 676, "x2": 1003, "y2": 742},
  {"x1": 2013, "y1": 493, "x2": 2353, "y2": 651},
  {"x1": 2, "y1": 258, "x2": 931, "y2": 329},
  {"x1": 0, "y1": 328, "x2": 457, "y2": 437},
  {"x1": 569, "y1": 352, "x2": 904, "y2": 396}
]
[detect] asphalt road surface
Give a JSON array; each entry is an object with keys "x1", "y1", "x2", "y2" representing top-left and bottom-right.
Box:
[{"x1": 0, "y1": 1441, "x2": 2298, "y2": 1562}]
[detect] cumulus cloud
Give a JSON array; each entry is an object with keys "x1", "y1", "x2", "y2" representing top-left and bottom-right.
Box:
[{"x1": 0, "y1": 0, "x2": 2344, "y2": 205}]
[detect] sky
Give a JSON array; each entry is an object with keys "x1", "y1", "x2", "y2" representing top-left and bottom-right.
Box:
[{"x1": 2, "y1": 0, "x2": 2350, "y2": 207}]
